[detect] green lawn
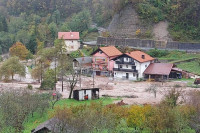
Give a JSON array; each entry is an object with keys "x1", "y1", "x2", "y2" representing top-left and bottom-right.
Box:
[
  {"x1": 23, "y1": 97, "x2": 120, "y2": 133},
  {"x1": 177, "y1": 61, "x2": 200, "y2": 75},
  {"x1": 159, "y1": 51, "x2": 200, "y2": 61}
]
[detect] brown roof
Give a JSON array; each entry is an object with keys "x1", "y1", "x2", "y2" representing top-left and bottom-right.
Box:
[
  {"x1": 99, "y1": 46, "x2": 122, "y2": 57},
  {"x1": 143, "y1": 63, "x2": 174, "y2": 75},
  {"x1": 126, "y1": 51, "x2": 154, "y2": 63}
]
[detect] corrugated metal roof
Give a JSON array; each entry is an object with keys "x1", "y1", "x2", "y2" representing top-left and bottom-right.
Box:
[
  {"x1": 74, "y1": 57, "x2": 92, "y2": 64},
  {"x1": 143, "y1": 63, "x2": 174, "y2": 75}
]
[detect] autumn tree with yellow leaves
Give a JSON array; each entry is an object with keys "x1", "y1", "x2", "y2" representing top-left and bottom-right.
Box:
[{"x1": 9, "y1": 42, "x2": 29, "y2": 60}]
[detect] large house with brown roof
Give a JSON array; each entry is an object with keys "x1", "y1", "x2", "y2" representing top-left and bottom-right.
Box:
[
  {"x1": 113, "y1": 51, "x2": 155, "y2": 80},
  {"x1": 58, "y1": 32, "x2": 80, "y2": 52},
  {"x1": 91, "y1": 46, "x2": 122, "y2": 76}
]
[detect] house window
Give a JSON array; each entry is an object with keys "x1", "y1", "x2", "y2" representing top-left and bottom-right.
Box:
[
  {"x1": 126, "y1": 65, "x2": 128, "y2": 68},
  {"x1": 120, "y1": 65, "x2": 122, "y2": 68},
  {"x1": 115, "y1": 73, "x2": 116, "y2": 75},
  {"x1": 133, "y1": 73, "x2": 136, "y2": 77},
  {"x1": 99, "y1": 51, "x2": 102, "y2": 54},
  {"x1": 145, "y1": 65, "x2": 148, "y2": 68},
  {"x1": 126, "y1": 57, "x2": 128, "y2": 61},
  {"x1": 132, "y1": 66, "x2": 136, "y2": 70}
]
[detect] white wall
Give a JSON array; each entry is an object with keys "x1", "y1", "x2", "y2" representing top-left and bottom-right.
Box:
[
  {"x1": 114, "y1": 71, "x2": 137, "y2": 80},
  {"x1": 65, "y1": 40, "x2": 80, "y2": 52},
  {"x1": 114, "y1": 59, "x2": 152, "y2": 80},
  {"x1": 78, "y1": 90, "x2": 92, "y2": 100},
  {"x1": 138, "y1": 61, "x2": 151, "y2": 78}
]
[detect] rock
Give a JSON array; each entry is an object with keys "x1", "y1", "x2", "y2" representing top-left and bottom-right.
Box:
[{"x1": 107, "y1": 4, "x2": 149, "y2": 38}]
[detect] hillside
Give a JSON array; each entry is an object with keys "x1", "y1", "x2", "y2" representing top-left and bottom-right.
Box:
[
  {"x1": 107, "y1": 0, "x2": 200, "y2": 43},
  {"x1": 107, "y1": 5, "x2": 172, "y2": 41}
]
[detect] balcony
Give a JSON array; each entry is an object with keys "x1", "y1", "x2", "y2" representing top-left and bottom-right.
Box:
[
  {"x1": 113, "y1": 68, "x2": 138, "y2": 73},
  {"x1": 115, "y1": 61, "x2": 135, "y2": 65}
]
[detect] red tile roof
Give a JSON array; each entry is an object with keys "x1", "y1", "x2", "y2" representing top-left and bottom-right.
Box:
[
  {"x1": 126, "y1": 51, "x2": 154, "y2": 63},
  {"x1": 143, "y1": 63, "x2": 174, "y2": 75},
  {"x1": 58, "y1": 32, "x2": 80, "y2": 40},
  {"x1": 99, "y1": 46, "x2": 122, "y2": 57}
]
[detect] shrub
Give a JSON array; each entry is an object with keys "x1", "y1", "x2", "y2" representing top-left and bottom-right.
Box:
[
  {"x1": 147, "y1": 48, "x2": 169, "y2": 58},
  {"x1": 27, "y1": 84, "x2": 33, "y2": 90}
]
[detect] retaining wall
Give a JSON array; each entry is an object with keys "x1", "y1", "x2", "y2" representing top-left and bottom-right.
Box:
[{"x1": 96, "y1": 37, "x2": 200, "y2": 52}]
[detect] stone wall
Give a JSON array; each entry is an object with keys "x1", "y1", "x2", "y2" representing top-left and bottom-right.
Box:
[{"x1": 97, "y1": 37, "x2": 200, "y2": 52}]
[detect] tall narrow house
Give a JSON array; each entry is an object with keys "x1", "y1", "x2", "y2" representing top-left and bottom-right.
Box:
[
  {"x1": 58, "y1": 32, "x2": 80, "y2": 52},
  {"x1": 113, "y1": 51, "x2": 154, "y2": 80},
  {"x1": 91, "y1": 46, "x2": 122, "y2": 76}
]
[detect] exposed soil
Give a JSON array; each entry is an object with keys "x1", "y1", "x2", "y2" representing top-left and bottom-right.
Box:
[
  {"x1": 153, "y1": 21, "x2": 172, "y2": 41},
  {"x1": 1, "y1": 76, "x2": 199, "y2": 105}
]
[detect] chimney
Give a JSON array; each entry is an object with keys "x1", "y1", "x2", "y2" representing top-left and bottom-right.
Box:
[{"x1": 142, "y1": 55, "x2": 145, "y2": 59}]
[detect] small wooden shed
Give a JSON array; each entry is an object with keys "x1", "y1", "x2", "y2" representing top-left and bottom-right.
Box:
[{"x1": 73, "y1": 88, "x2": 99, "y2": 101}]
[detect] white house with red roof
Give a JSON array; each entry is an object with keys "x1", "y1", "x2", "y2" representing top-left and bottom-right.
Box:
[
  {"x1": 58, "y1": 32, "x2": 80, "y2": 52},
  {"x1": 112, "y1": 51, "x2": 155, "y2": 80}
]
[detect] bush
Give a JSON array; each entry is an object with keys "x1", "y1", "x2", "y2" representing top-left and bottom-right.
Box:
[
  {"x1": 147, "y1": 48, "x2": 169, "y2": 58},
  {"x1": 27, "y1": 84, "x2": 33, "y2": 90}
]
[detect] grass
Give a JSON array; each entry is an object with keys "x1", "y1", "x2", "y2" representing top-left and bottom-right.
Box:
[
  {"x1": 159, "y1": 51, "x2": 200, "y2": 61},
  {"x1": 177, "y1": 61, "x2": 200, "y2": 75},
  {"x1": 23, "y1": 97, "x2": 120, "y2": 133}
]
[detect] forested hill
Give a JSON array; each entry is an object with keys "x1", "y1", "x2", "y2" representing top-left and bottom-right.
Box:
[
  {"x1": 0, "y1": 0, "x2": 200, "y2": 54},
  {"x1": 0, "y1": 0, "x2": 119, "y2": 53}
]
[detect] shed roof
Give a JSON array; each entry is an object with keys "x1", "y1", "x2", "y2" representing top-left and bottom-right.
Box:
[
  {"x1": 58, "y1": 32, "x2": 80, "y2": 40},
  {"x1": 143, "y1": 63, "x2": 174, "y2": 75},
  {"x1": 73, "y1": 57, "x2": 92, "y2": 64},
  {"x1": 126, "y1": 51, "x2": 154, "y2": 63},
  {"x1": 92, "y1": 46, "x2": 122, "y2": 57}
]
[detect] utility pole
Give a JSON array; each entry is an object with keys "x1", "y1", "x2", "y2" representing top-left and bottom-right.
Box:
[
  {"x1": 93, "y1": 68, "x2": 95, "y2": 88},
  {"x1": 54, "y1": 56, "x2": 57, "y2": 91}
]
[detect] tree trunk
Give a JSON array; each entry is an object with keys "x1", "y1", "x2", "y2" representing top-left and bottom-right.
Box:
[{"x1": 69, "y1": 87, "x2": 73, "y2": 99}]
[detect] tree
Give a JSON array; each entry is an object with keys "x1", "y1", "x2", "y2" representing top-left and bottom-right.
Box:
[
  {"x1": 9, "y1": 42, "x2": 29, "y2": 60},
  {"x1": 54, "y1": 39, "x2": 70, "y2": 92},
  {"x1": 163, "y1": 87, "x2": 185, "y2": 107},
  {"x1": 0, "y1": 90, "x2": 50, "y2": 132},
  {"x1": 16, "y1": 30, "x2": 30, "y2": 45},
  {"x1": 145, "y1": 84, "x2": 159, "y2": 98},
  {"x1": 0, "y1": 56, "x2": 25, "y2": 81},
  {"x1": 27, "y1": 33, "x2": 37, "y2": 54},
  {"x1": 48, "y1": 22, "x2": 57, "y2": 41},
  {"x1": 41, "y1": 69, "x2": 56, "y2": 90},
  {"x1": 68, "y1": 9, "x2": 92, "y2": 33},
  {"x1": 67, "y1": 70, "x2": 79, "y2": 99}
]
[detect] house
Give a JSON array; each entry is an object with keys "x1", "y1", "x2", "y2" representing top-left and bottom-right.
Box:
[
  {"x1": 58, "y1": 32, "x2": 80, "y2": 52},
  {"x1": 91, "y1": 46, "x2": 122, "y2": 76},
  {"x1": 31, "y1": 118, "x2": 77, "y2": 133},
  {"x1": 73, "y1": 88, "x2": 99, "y2": 101},
  {"x1": 143, "y1": 63, "x2": 183, "y2": 81},
  {"x1": 73, "y1": 57, "x2": 92, "y2": 75},
  {"x1": 113, "y1": 51, "x2": 154, "y2": 80}
]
